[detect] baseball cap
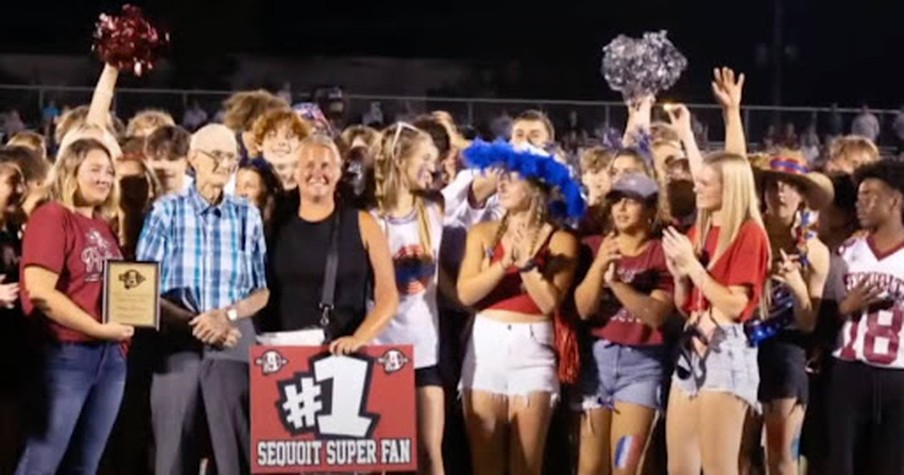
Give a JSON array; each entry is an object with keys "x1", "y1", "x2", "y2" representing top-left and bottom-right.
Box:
[{"x1": 606, "y1": 172, "x2": 659, "y2": 201}]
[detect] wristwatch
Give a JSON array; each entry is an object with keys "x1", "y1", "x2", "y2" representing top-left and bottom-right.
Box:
[{"x1": 226, "y1": 307, "x2": 239, "y2": 322}]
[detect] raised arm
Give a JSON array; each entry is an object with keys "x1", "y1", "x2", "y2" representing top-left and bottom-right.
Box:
[
  {"x1": 712, "y1": 67, "x2": 747, "y2": 157},
  {"x1": 666, "y1": 104, "x2": 705, "y2": 180},
  {"x1": 623, "y1": 95, "x2": 654, "y2": 147},
  {"x1": 441, "y1": 169, "x2": 503, "y2": 228},
  {"x1": 86, "y1": 64, "x2": 119, "y2": 129}
]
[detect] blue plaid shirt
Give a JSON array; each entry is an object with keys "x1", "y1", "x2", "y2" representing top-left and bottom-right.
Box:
[{"x1": 136, "y1": 185, "x2": 267, "y2": 314}]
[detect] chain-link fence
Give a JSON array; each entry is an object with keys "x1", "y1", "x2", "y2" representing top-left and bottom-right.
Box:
[{"x1": 1, "y1": 84, "x2": 900, "y2": 151}]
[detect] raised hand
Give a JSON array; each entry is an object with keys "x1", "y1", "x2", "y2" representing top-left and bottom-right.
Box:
[
  {"x1": 470, "y1": 167, "x2": 503, "y2": 207},
  {"x1": 664, "y1": 103, "x2": 693, "y2": 140},
  {"x1": 712, "y1": 67, "x2": 745, "y2": 110},
  {"x1": 627, "y1": 94, "x2": 655, "y2": 115}
]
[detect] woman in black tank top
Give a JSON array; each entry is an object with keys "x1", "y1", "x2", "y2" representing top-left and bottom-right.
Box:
[
  {"x1": 268, "y1": 205, "x2": 370, "y2": 333},
  {"x1": 259, "y1": 135, "x2": 398, "y2": 355}
]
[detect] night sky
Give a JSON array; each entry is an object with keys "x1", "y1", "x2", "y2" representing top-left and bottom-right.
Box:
[{"x1": 1, "y1": 0, "x2": 901, "y2": 107}]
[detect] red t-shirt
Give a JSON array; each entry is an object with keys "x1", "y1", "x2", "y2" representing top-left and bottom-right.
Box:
[
  {"x1": 21, "y1": 202, "x2": 123, "y2": 343},
  {"x1": 683, "y1": 221, "x2": 770, "y2": 322},
  {"x1": 582, "y1": 237, "x2": 674, "y2": 346}
]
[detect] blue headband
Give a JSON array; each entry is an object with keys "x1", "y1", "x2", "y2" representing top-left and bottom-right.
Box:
[{"x1": 462, "y1": 139, "x2": 586, "y2": 220}]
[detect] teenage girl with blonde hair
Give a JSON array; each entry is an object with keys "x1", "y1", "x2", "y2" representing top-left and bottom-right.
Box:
[{"x1": 370, "y1": 122, "x2": 446, "y2": 475}]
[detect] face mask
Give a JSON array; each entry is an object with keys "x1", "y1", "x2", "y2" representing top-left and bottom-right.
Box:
[
  {"x1": 667, "y1": 179, "x2": 696, "y2": 219},
  {"x1": 120, "y1": 176, "x2": 150, "y2": 207},
  {"x1": 342, "y1": 147, "x2": 370, "y2": 197}
]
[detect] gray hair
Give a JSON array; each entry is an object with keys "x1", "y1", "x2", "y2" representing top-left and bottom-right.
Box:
[{"x1": 189, "y1": 123, "x2": 237, "y2": 152}]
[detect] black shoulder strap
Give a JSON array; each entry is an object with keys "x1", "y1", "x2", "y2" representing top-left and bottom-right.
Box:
[{"x1": 319, "y1": 207, "x2": 342, "y2": 341}]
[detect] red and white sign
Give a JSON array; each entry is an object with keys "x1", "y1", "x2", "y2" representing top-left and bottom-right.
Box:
[{"x1": 250, "y1": 345, "x2": 417, "y2": 473}]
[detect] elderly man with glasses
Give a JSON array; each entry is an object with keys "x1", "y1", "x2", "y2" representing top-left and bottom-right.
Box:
[{"x1": 137, "y1": 124, "x2": 269, "y2": 475}]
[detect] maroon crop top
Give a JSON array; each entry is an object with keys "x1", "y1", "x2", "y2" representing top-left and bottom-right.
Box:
[{"x1": 476, "y1": 235, "x2": 554, "y2": 315}]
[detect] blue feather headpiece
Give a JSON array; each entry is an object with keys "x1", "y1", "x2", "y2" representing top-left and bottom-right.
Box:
[{"x1": 462, "y1": 139, "x2": 586, "y2": 220}]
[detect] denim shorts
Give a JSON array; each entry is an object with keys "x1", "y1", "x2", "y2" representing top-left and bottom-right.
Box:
[
  {"x1": 459, "y1": 314, "x2": 559, "y2": 400},
  {"x1": 577, "y1": 339, "x2": 668, "y2": 411},
  {"x1": 672, "y1": 323, "x2": 760, "y2": 408}
]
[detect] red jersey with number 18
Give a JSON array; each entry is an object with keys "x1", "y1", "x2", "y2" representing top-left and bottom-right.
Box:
[{"x1": 833, "y1": 236, "x2": 904, "y2": 368}]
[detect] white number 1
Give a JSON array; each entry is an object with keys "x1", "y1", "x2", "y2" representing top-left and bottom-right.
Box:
[{"x1": 313, "y1": 356, "x2": 375, "y2": 438}]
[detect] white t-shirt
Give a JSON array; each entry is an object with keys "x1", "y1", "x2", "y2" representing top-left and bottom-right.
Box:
[
  {"x1": 833, "y1": 236, "x2": 904, "y2": 368},
  {"x1": 370, "y1": 201, "x2": 443, "y2": 368}
]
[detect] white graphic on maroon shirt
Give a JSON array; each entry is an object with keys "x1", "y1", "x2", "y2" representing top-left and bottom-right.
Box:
[{"x1": 81, "y1": 228, "x2": 118, "y2": 282}]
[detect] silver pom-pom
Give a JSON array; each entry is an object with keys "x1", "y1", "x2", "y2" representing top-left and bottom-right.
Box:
[{"x1": 601, "y1": 30, "x2": 688, "y2": 100}]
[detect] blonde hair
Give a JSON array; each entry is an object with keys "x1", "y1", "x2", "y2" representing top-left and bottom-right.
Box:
[
  {"x1": 54, "y1": 106, "x2": 89, "y2": 144},
  {"x1": 374, "y1": 123, "x2": 435, "y2": 258},
  {"x1": 694, "y1": 152, "x2": 767, "y2": 268},
  {"x1": 747, "y1": 152, "x2": 772, "y2": 170},
  {"x1": 580, "y1": 147, "x2": 615, "y2": 172},
  {"x1": 58, "y1": 124, "x2": 123, "y2": 162},
  {"x1": 8, "y1": 131, "x2": 47, "y2": 160},
  {"x1": 298, "y1": 134, "x2": 343, "y2": 165},
  {"x1": 126, "y1": 109, "x2": 175, "y2": 138},
  {"x1": 50, "y1": 138, "x2": 120, "y2": 220},
  {"x1": 828, "y1": 135, "x2": 880, "y2": 172}
]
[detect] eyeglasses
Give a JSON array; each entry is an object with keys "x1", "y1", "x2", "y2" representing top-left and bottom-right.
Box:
[{"x1": 197, "y1": 149, "x2": 239, "y2": 165}]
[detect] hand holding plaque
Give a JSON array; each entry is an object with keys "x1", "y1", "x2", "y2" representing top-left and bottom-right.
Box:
[{"x1": 103, "y1": 260, "x2": 160, "y2": 329}]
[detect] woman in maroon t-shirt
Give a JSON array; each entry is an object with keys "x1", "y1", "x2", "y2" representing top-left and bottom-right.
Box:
[
  {"x1": 573, "y1": 173, "x2": 675, "y2": 474},
  {"x1": 661, "y1": 152, "x2": 770, "y2": 475},
  {"x1": 15, "y1": 138, "x2": 131, "y2": 475}
]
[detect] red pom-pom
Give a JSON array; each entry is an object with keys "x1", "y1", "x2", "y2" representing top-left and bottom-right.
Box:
[{"x1": 92, "y1": 5, "x2": 169, "y2": 76}]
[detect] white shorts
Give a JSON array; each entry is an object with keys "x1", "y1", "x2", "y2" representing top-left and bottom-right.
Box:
[{"x1": 459, "y1": 314, "x2": 559, "y2": 399}]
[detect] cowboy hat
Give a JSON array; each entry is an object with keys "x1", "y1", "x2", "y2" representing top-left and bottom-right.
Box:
[{"x1": 754, "y1": 150, "x2": 834, "y2": 211}]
